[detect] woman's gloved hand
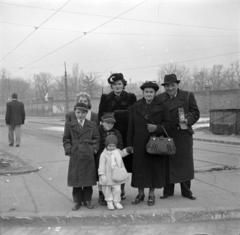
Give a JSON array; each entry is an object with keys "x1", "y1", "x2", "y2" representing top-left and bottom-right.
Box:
[{"x1": 147, "y1": 124, "x2": 157, "y2": 133}]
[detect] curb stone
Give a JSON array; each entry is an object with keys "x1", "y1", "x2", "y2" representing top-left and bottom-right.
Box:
[
  {"x1": 193, "y1": 138, "x2": 240, "y2": 146},
  {"x1": 1, "y1": 207, "x2": 240, "y2": 227}
]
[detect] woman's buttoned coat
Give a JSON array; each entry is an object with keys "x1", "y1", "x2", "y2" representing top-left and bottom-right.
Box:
[
  {"x1": 126, "y1": 97, "x2": 172, "y2": 188},
  {"x1": 63, "y1": 119, "x2": 100, "y2": 187},
  {"x1": 157, "y1": 89, "x2": 200, "y2": 183}
]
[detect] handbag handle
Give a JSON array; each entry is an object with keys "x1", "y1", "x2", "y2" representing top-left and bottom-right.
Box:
[{"x1": 162, "y1": 125, "x2": 170, "y2": 138}]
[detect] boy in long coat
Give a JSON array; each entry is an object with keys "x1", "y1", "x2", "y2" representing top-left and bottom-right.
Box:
[
  {"x1": 63, "y1": 102, "x2": 100, "y2": 211},
  {"x1": 157, "y1": 74, "x2": 200, "y2": 200}
]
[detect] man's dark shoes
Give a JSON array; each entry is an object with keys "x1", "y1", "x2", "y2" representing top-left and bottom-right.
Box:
[
  {"x1": 183, "y1": 195, "x2": 196, "y2": 200},
  {"x1": 132, "y1": 194, "x2": 145, "y2": 204},
  {"x1": 98, "y1": 192, "x2": 107, "y2": 206},
  {"x1": 9, "y1": 143, "x2": 13, "y2": 146},
  {"x1": 160, "y1": 194, "x2": 173, "y2": 199},
  {"x1": 16, "y1": 145, "x2": 19, "y2": 147},
  {"x1": 148, "y1": 196, "x2": 155, "y2": 206},
  {"x1": 84, "y1": 201, "x2": 94, "y2": 209},
  {"x1": 72, "y1": 202, "x2": 81, "y2": 211}
]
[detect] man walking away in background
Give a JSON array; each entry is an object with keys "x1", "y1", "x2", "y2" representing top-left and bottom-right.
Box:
[{"x1": 5, "y1": 93, "x2": 25, "y2": 147}]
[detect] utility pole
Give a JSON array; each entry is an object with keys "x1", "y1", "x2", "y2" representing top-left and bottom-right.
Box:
[{"x1": 64, "y1": 62, "x2": 69, "y2": 113}]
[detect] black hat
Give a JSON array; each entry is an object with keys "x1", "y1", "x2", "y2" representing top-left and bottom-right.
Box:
[
  {"x1": 74, "y1": 102, "x2": 88, "y2": 112},
  {"x1": 161, "y1": 74, "x2": 180, "y2": 86},
  {"x1": 105, "y1": 134, "x2": 118, "y2": 147},
  {"x1": 12, "y1": 93, "x2": 18, "y2": 99},
  {"x1": 107, "y1": 73, "x2": 127, "y2": 85},
  {"x1": 140, "y1": 81, "x2": 159, "y2": 92},
  {"x1": 102, "y1": 113, "x2": 116, "y2": 123}
]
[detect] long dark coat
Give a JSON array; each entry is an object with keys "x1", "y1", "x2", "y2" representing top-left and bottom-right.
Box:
[
  {"x1": 63, "y1": 119, "x2": 100, "y2": 187},
  {"x1": 126, "y1": 97, "x2": 172, "y2": 188},
  {"x1": 157, "y1": 89, "x2": 200, "y2": 183},
  {"x1": 98, "y1": 90, "x2": 137, "y2": 172},
  {"x1": 5, "y1": 100, "x2": 25, "y2": 125}
]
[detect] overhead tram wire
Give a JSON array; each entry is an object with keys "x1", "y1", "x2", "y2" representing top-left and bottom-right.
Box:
[
  {"x1": 0, "y1": 1, "x2": 239, "y2": 31},
  {"x1": 0, "y1": 20, "x2": 238, "y2": 38},
  {"x1": 93, "y1": 51, "x2": 240, "y2": 74},
  {"x1": 0, "y1": 0, "x2": 72, "y2": 62},
  {"x1": 11, "y1": 0, "x2": 149, "y2": 74}
]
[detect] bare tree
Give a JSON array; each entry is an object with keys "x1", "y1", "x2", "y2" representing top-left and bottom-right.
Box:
[
  {"x1": 0, "y1": 68, "x2": 11, "y2": 103},
  {"x1": 192, "y1": 67, "x2": 210, "y2": 91},
  {"x1": 34, "y1": 72, "x2": 54, "y2": 99},
  {"x1": 209, "y1": 65, "x2": 225, "y2": 90},
  {"x1": 83, "y1": 73, "x2": 102, "y2": 98}
]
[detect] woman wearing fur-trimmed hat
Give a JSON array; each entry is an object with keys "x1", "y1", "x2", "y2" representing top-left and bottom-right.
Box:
[
  {"x1": 126, "y1": 81, "x2": 172, "y2": 206},
  {"x1": 98, "y1": 73, "x2": 137, "y2": 200}
]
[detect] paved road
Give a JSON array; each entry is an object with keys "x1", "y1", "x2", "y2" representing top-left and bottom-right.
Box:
[{"x1": 1, "y1": 219, "x2": 240, "y2": 235}]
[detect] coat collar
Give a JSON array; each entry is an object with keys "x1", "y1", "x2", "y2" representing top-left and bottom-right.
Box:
[
  {"x1": 105, "y1": 90, "x2": 130, "y2": 101},
  {"x1": 71, "y1": 119, "x2": 92, "y2": 136},
  {"x1": 158, "y1": 89, "x2": 187, "y2": 111}
]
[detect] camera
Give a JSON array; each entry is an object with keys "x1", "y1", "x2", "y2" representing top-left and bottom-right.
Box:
[{"x1": 178, "y1": 108, "x2": 188, "y2": 129}]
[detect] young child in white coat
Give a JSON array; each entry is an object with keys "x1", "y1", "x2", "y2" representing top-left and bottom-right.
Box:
[{"x1": 98, "y1": 134, "x2": 130, "y2": 210}]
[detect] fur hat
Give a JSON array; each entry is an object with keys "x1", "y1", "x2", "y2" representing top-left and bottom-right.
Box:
[
  {"x1": 161, "y1": 74, "x2": 180, "y2": 86},
  {"x1": 102, "y1": 113, "x2": 116, "y2": 123},
  {"x1": 12, "y1": 93, "x2": 18, "y2": 99},
  {"x1": 74, "y1": 102, "x2": 88, "y2": 112},
  {"x1": 105, "y1": 134, "x2": 118, "y2": 147},
  {"x1": 140, "y1": 81, "x2": 159, "y2": 92},
  {"x1": 107, "y1": 73, "x2": 127, "y2": 86}
]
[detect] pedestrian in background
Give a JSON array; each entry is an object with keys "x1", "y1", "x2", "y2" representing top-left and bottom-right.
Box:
[
  {"x1": 157, "y1": 74, "x2": 200, "y2": 200},
  {"x1": 98, "y1": 73, "x2": 137, "y2": 199},
  {"x1": 95, "y1": 113, "x2": 124, "y2": 206},
  {"x1": 126, "y1": 81, "x2": 172, "y2": 206},
  {"x1": 65, "y1": 92, "x2": 98, "y2": 124},
  {"x1": 5, "y1": 93, "x2": 25, "y2": 147},
  {"x1": 63, "y1": 102, "x2": 100, "y2": 211}
]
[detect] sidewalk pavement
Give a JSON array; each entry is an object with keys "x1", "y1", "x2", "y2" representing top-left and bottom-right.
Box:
[{"x1": 0, "y1": 118, "x2": 240, "y2": 227}]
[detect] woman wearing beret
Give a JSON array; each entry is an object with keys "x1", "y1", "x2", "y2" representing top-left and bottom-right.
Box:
[
  {"x1": 66, "y1": 92, "x2": 98, "y2": 124},
  {"x1": 126, "y1": 81, "x2": 172, "y2": 206},
  {"x1": 157, "y1": 74, "x2": 200, "y2": 200},
  {"x1": 98, "y1": 73, "x2": 137, "y2": 199}
]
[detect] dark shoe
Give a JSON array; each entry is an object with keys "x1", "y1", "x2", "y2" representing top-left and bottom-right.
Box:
[
  {"x1": 16, "y1": 145, "x2": 19, "y2": 147},
  {"x1": 148, "y1": 196, "x2": 155, "y2": 206},
  {"x1": 121, "y1": 192, "x2": 126, "y2": 200},
  {"x1": 132, "y1": 194, "x2": 145, "y2": 204},
  {"x1": 160, "y1": 194, "x2": 173, "y2": 199},
  {"x1": 72, "y1": 202, "x2": 81, "y2": 211},
  {"x1": 98, "y1": 194, "x2": 107, "y2": 206},
  {"x1": 84, "y1": 201, "x2": 94, "y2": 209},
  {"x1": 9, "y1": 143, "x2": 13, "y2": 146},
  {"x1": 183, "y1": 195, "x2": 196, "y2": 200}
]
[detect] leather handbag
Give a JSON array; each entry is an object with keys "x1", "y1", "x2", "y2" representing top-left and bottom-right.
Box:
[{"x1": 146, "y1": 126, "x2": 176, "y2": 156}]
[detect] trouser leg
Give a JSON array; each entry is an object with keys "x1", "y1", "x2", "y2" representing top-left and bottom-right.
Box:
[
  {"x1": 82, "y1": 186, "x2": 93, "y2": 201},
  {"x1": 72, "y1": 187, "x2": 83, "y2": 203},
  {"x1": 102, "y1": 185, "x2": 113, "y2": 202},
  {"x1": 163, "y1": 183, "x2": 175, "y2": 196},
  {"x1": 8, "y1": 125, "x2": 15, "y2": 145},
  {"x1": 180, "y1": 181, "x2": 192, "y2": 197},
  {"x1": 112, "y1": 185, "x2": 121, "y2": 203},
  {"x1": 15, "y1": 125, "x2": 21, "y2": 145}
]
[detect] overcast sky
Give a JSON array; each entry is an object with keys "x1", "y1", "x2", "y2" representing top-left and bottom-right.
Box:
[{"x1": 0, "y1": 0, "x2": 239, "y2": 84}]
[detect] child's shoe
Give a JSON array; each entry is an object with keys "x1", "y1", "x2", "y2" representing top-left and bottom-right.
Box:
[
  {"x1": 114, "y1": 202, "x2": 123, "y2": 210},
  {"x1": 98, "y1": 191, "x2": 107, "y2": 206},
  {"x1": 107, "y1": 202, "x2": 115, "y2": 210}
]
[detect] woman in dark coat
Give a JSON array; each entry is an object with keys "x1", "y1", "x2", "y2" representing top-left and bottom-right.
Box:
[
  {"x1": 63, "y1": 102, "x2": 100, "y2": 211},
  {"x1": 98, "y1": 73, "x2": 137, "y2": 199},
  {"x1": 157, "y1": 74, "x2": 200, "y2": 200},
  {"x1": 126, "y1": 81, "x2": 172, "y2": 206},
  {"x1": 66, "y1": 92, "x2": 98, "y2": 124}
]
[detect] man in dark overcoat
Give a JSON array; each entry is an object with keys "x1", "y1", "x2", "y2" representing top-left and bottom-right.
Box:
[
  {"x1": 63, "y1": 102, "x2": 100, "y2": 211},
  {"x1": 157, "y1": 74, "x2": 200, "y2": 200},
  {"x1": 5, "y1": 93, "x2": 25, "y2": 147}
]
